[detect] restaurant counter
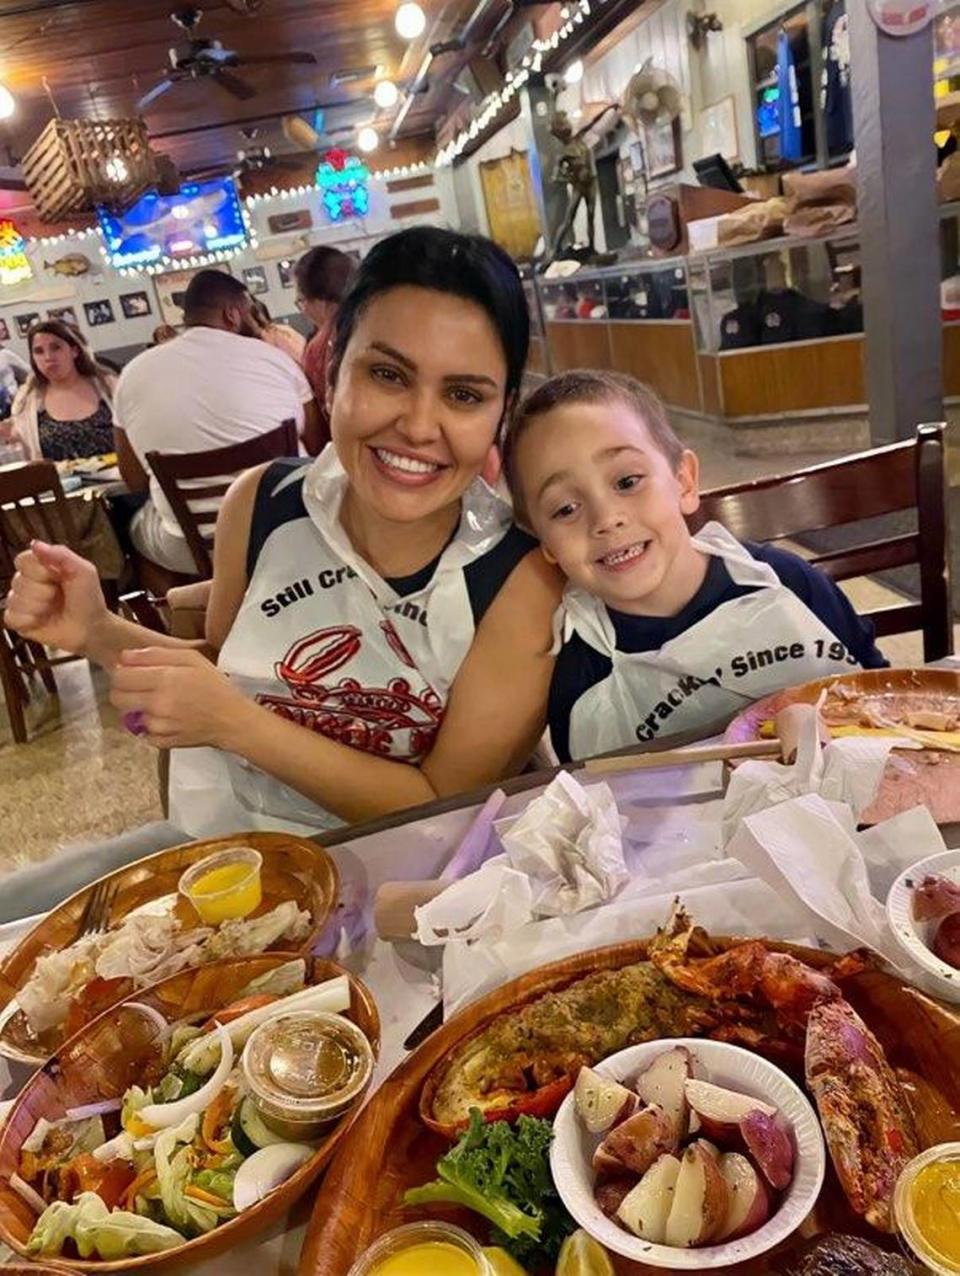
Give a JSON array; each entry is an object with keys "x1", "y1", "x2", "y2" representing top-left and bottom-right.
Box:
[{"x1": 530, "y1": 202, "x2": 960, "y2": 425}]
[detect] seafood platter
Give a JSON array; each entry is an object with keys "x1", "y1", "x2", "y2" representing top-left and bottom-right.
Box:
[
  {"x1": 0, "y1": 832, "x2": 338, "y2": 1066},
  {"x1": 301, "y1": 906, "x2": 960, "y2": 1276},
  {"x1": 725, "y1": 668, "x2": 960, "y2": 825}
]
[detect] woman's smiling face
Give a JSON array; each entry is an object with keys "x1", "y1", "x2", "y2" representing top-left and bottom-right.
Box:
[{"x1": 329, "y1": 285, "x2": 508, "y2": 524}]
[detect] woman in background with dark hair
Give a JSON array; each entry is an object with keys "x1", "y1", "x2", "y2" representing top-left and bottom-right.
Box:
[
  {"x1": 6, "y1": 320, "x2": 116, "y2": 460},
  {"x1": 6, "y1": 227, "x2": 560, "y2": 836},
  {"x1": 294, "y1": 244, "x2": 356, "y2": 446}
]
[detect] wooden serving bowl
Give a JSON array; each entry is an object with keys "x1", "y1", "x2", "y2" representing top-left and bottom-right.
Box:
[
  {"x1": 3, "y1": 1267, "x2": 75, "y2": 1275},
  {"x1": 724, "y1": 667, "x2": 960, "y2": 824},
  {"x1": 0, "y1": 953, "x2": 378, "y2": 1271},
  {"x1": 299, "y1": 937, "x2": 960, "y2": 1276},
  {"x1": 0, "y1": 830, "x2": 339, "y2": 1066}
]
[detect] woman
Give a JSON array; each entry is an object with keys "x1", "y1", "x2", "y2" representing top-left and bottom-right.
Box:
[
  {"x1": 6, "y1": 228, "x2": 560, "y2": 836},
  {"x1": 251, "y1": 298, "x2": 307, "y2": 367},
  {"x1": 8, "y1": 320, "x2": 117, "y2": 461},
  {"x1": 295, "y1": 245, "x2": 355, "y2": 447}
]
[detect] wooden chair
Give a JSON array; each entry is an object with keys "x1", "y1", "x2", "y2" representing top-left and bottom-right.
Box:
[
  {"x1": 0, "y1": 461, "x2": 86, "y2": 743},
  {"x1": 692, "y1": 421, "x2": 953, "y2": 663},
  {"x1": 145, "y1": 419, "x2": 299, "y2": 577}
]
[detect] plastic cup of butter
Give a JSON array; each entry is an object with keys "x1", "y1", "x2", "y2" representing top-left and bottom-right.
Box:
[
  {"x1": 346, "y1": 1222, "x2": 492, "y2": 1276},
  {"x1": 241, "y1": 1009, "x2": 374, "y2": 1141},
  {"x1": 894, "y1": 1142, "x2": 960, "y2": 1274},
  {"x1": 178, "y1": 845, "x2": 263, "y2": 924}
]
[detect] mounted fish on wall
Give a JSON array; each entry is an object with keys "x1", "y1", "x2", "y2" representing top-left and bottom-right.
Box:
[{"x1": 42, "y1": 250, "x2": 102, "y2": 278}]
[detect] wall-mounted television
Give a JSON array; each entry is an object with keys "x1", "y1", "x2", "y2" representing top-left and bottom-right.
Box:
[{"x1": 98, "y1": 177, "x2": 247, "y2": 269}]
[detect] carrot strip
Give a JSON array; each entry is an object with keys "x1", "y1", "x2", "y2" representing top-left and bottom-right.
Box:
[
  {"x1": 184, "y1": 1185, "x2": 230, "y2": 1207},
  {"x1": 122, "y1": 1166, "x2": 157, "y2": 1210},
  {"x1": 201, "y1": 1085, "x2": 236, "y2": 1154}
]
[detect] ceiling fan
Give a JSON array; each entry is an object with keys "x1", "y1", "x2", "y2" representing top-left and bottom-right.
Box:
[
  {"x1": 137, "y1": 7, "x2": 317, "y2": 112},
  {"x1": 187, "y1": 126, "x2": 306, "y2": 182}
]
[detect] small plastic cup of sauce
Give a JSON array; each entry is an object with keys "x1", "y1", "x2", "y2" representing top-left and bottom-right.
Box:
[
  {"x1": 346, "y1": 1222, "x2": 491, "y2": 1276},
  {"x1": 178, "y1": 846, "x2": 263, "y2": 924},
  {"x1": 894, "y1": 1142, "x2": 960, "y2": 1274},
  {"x1": 242, "y1": 1010, "x2": 374, "y2": 1141}
]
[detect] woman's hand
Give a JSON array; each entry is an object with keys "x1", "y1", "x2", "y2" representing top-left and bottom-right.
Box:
[
  {"x1": 109, "y1": 647, "x2": 254, "y2": 749},
  {"x1": 4, "y1": 541, "x2": 108, "y2": 655}
]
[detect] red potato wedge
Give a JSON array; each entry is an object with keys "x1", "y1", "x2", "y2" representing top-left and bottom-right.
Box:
[
  {"x1": 595, "y1": 1177, "x2": 638, "y2": 1219},
  {"x1": 684, "y1": 1079, "x2": 777, "y2": 1145},
  {"x1": 741, "y1": 1109, "x2": 795, "y2": 1190},
  {"x1": 636, "y1": 1046, "x2": 693, "y2": 1139},
  {"x1": 594, "y1": 1103, "x2": 678, "y2": 1176},
  {"x1": 616, "y1": 1153, "x2": 682, "y2": 1242},
  {"x1": 716, "y1": 1152, "x2": 772, "y2": 1241},
  {"x1": 664, "y1": 1139, "x2": 730, "y2": 1248},
  {"x1": 575, "y1": 1066, "x2": 639, "y2": 1134}
]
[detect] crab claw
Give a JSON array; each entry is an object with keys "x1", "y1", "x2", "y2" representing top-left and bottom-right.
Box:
[{"x1": 805, "y1": 999, "x2": 918, "y2": 1232}]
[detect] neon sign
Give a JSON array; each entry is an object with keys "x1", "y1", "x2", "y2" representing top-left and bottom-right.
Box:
[
  {"x1": 0, "y1": 219, "x2": 32, "y2": 285},
  {"x1": 315, "y1": 149, "x2": 370, "y2": 222}
]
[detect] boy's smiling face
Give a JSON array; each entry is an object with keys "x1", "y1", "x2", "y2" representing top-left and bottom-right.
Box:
[{"x1": 515, "y1": 398, "x2": 707, "y2": 617}]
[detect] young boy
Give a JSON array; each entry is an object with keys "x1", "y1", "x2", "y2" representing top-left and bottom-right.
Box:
[{"x1": 502, "y1": 370, "x2": 887, "y2": 763}]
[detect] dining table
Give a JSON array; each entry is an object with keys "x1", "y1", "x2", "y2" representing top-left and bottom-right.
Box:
[
  {"x1": 0, "y1": 458, "x2": 126, "y2": 583},
  {"x1": 3, "y1": 668, "x2": 960, "y2": 1274}
]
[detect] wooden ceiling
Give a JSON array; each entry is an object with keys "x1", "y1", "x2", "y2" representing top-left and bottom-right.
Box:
[{"x1": 0, "y1": 0, "x2": 517, "y2": 182}]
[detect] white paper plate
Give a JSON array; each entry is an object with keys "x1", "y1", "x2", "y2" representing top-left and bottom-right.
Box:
[
  {"x1": 887, "y1": 848, "x2": 960, "y2": 1003},
  {"x1": 549, "y1": 1038, "x2": 825, "y2": 1270}
]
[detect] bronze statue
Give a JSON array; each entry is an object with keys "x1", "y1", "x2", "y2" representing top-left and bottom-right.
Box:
[{"x1": 545, "y1": 110, "x2": 598, "y2": 264}]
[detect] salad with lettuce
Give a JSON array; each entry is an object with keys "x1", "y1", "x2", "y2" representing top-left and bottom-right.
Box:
[{"x1": 12, "y1": 963, "x2": 354, "y2": 1261}]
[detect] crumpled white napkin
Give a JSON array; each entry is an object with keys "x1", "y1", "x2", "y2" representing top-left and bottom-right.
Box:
[
  {"x1": 415, "y1": 771, "x2": 628, "y2": 945},
  {"x1": 726, "y1": 791, "x2": 947, "y2": 992},
  {"x1": 722, "y1": 699, "x2": 908, "y2": 846}
]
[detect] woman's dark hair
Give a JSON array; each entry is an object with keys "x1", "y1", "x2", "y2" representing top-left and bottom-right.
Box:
[
  {"x1": 329, "y1": 227, "x2": 530, "y2": 409},
  {"x1": 27, "y1": 319, "x2": 102, "y2": 384}
]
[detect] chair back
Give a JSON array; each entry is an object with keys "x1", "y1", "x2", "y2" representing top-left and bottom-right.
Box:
[
  {"x1": 692, "y1": 422, "x2": 953, "y2": 662},
  {"x1": 0, "y1": 461, "x2": 78, "y2": 593},
  {"x1": 146, "y1": 419, "x2": 298, "y2": 576}
]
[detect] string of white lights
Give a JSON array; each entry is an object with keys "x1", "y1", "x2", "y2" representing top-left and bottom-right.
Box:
[
  {"x1": 242, "y1": 162, "x2": 433, "y2": 207},
  {"x1": 26, "y1": 227, "x2": 99, "y2": 247},
  {"x1": 436, "y1": 0, "x2": 593, "y2": 166}
]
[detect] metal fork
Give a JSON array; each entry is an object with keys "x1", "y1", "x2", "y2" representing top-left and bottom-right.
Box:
[{"x1": 73, "y1": 879, "x2": 119, "y2": 942}]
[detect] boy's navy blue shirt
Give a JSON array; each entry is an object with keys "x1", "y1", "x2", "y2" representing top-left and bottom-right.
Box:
[{"x1": 549, "y1": 540, "x2": 888, "y2": 763}]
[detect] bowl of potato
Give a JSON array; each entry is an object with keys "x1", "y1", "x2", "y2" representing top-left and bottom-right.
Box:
[{"x1": 549, "y1": 1038, "x2": 825, "y2": 1269}]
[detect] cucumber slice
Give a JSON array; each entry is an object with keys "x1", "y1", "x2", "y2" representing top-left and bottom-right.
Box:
[{"x1": 231, "y1": 1097, "x2": 288, "y2": 1156}]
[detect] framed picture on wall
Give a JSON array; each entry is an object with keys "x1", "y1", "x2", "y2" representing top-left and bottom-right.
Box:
[
  {"x1": 277, "y1": 259, "x2": 295, "y2": 289},
  {"x1": 243, "y1": 266, "x2": 268, "y2": 295},
  {"x1": 644, "y1": 116, "x2": 682, "y2": 178},
  {"x1": 84, "y1": 299, "x2": 115, "y2": 327},
  {"x1": 699, "y1": 95, "x2": 740, "y2": 163},
  {"x1": 14, "y1": 312, "x2": 38, "y2": 337},
  {"x1": 120, "y1": 291, "x2": 151, "y2": 318},
  {"x1": 0, "y1": 318, "x2": 9, "y2": 342},
  {"x1": 48, "y1": 305, "x2": 79, "y2": 327}
]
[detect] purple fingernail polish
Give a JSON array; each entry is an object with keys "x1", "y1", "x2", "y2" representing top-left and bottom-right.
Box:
[{"x1": 123, "y1": 710, "x2": 147, "y2": 736}]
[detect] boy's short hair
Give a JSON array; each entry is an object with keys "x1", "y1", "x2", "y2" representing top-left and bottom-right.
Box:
[{"x1": 502, "y1": 369, "x2": 685, "y2": 525}]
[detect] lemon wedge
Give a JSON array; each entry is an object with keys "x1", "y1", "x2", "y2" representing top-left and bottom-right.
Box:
[
  {"x1": 556, "y1": 1230, "x2": 615, "y2": 1276},
  {"x1": 481, "y1": 1249, "x2": 529, "y2": 1276}
]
